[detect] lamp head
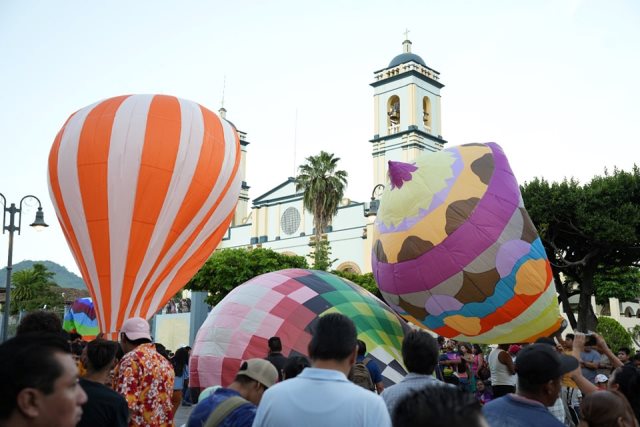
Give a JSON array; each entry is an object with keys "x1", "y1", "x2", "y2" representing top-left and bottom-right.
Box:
[{"x1": 30, "y1": 207, "x2": 49, "y2": 231}]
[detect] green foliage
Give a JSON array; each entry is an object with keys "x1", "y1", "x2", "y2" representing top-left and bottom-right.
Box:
[
  {"x1": 11, "y1": 263, "x2": 64, "y2": 314},
  {"x1": 186, "y1": 248, "x2": 308, "y2": 306},
  {"x1": 629, "y1": 325, "x2": 640, "y2": 349},
  {"x1": 594, "y1": 266, "x2": 640, "y2": 305},
  {"x1": 310, "y1": 239, "x2": 337, "y2": 271},
  {"x1": 596, "y1": 317, "x2": 634, "y2": 353},
  {"x1": 332, "y1": 270, "x2": 381, "y2": 298},
  {"x1": 295, "y1": 151, "x2": 348, "y2": 268},
  {"x1": 521, "y1": 165, "x2": 640, "y2": 331}
]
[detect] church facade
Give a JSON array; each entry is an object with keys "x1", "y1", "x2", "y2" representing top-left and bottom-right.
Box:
[{"x1": 218, "y1": 38, "x2": 447, "y2": 274}]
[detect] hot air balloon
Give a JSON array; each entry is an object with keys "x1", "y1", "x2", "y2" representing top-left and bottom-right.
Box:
[
  {"x1": 190, "y1": 269, "x2": 410, "y2": 390},
  {"x1": 63, "y1": 297, "x2": 99, "y2": 338},
  {"x1": 372, "y1": 143, "x2": 562, "y2": 344},
  {"x1": 48, "y1": 95, "x2": 241, "y2": 338}
]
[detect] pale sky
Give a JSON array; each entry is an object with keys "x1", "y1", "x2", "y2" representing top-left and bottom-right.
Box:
[{"x1": 0, "y1": 0, "x2": 638, "y2": 276}]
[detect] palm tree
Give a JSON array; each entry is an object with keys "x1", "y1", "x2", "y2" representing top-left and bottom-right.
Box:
[
  {"x1": 11, "y1": 263, "x2": 62, "y2": 314},
  {"x1": 295, "y1": 151, "x2": 348, "y2": 268}
]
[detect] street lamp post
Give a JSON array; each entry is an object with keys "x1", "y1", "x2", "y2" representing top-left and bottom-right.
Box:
[{"x1": 0, "y1": 193, "x2": 49, "y2": 342}]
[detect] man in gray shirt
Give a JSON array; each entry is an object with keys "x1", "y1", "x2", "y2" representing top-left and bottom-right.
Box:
[
  {"x1": 580, "y1": 345, "x2": 601, "y2": 383},
  {"x1": 381, "y1": 330, "x2": 446, "y2": 417}
]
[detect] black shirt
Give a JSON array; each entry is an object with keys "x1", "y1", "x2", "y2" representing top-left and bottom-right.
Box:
[
  {"x1": 266, "y1": 352, "x2": 288, "y2": 381},
  {"x1": 78, "y1": 378, "x2": 129, "y2": 427}
]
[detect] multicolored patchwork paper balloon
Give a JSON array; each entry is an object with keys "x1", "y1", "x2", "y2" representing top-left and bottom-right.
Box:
[
  {"x1": 190, "y1": 269, "x2": 410, "y2": 389},
  {"x1": 63, "y1": 297, "x2": 99, "y2": 338},
  {"x1": 372, "y1": 143, "x2": 562, "y2": 344},
  {"x1": 48, "y1": 95, "x2": 241, "y2": 338}
]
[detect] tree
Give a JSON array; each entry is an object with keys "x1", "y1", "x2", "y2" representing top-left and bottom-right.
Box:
[
  {"x1": 11, "y1": 263, "x2": 64, "y2": 314},
  {"x1": 332, "y1": 270, "x2": 382, "y2": 299},
  {"x1": 295, "y1": 151, "x2": 348, "y2": 268},
  {"x1": 596, "y1": 317, "x2": 633, "y2": 354},
  {"x1": 594, "y1": 266, "x2": 640, "y2": 306},
  {"x1": 629, "y1": 325, "x2": 640, "y2": 349},
  {"x1": 186, "y1": 248, "x2": 308, "y2": 306},
  {"x1": 522, "y1": 166, "x2": 640, "y2": 331},
  {"x1": 309, "y1": 239, "x2": 337, "y2": 271}
]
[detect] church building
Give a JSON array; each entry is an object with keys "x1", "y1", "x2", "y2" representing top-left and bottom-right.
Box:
[{"x1": 218, "y1": 37, "x2": 446, "y2": 274}]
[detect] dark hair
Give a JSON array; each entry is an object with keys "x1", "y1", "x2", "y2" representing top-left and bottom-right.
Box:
[
  {"x1": 618, "y1": 347, "x2": 631, "y2": 356},
  {"x1": 268, "y1": 337, "x2": 282, "y2": 352},
  {"x1": 565, "y1": 333, "x2": 575, "y2": 340},
  {"x1": 69, "y1": 332, "x2": 83, "y2": 342},
  {"x1": 70, "y1": 341, "x2": 85, "y2": 356},
  {"x1": 402, "y1": 330, "x2": 439, "y2": 375},
  {"x1": 357, "y1": 339, "x2": 367, "y2": 357},
  {"x1": 0, "y1": 333, "x2": 71, "y2": 420},
  {"x1": 610, "y1": 365, "x2": 640, "y2": 421},
  {"x1": 283, "y1": 356, "x2": 310, "y2": 380},
  {"x1": 154, "y1": 343, "x2": 171, "y2": 362},
  {"x1": 518, "y1": 374, "x2": 557, "y2": 394},
  {"x1": 122, "y1": 333, "x2": 152, "y2": 346},
  {"x1": 86, "y1": 339, "x2": 119, "y2": 372},
  {"x1": 633, "y1": 353, "x2": 640, "y2": 362},
  {"x1": 173, "y1": 347, "x2": 190, "y2": 377},
  {"x1": 393, "y1": 384, "x2": 484, "y2": 427},
  {"x1": 16, "y1": 311, "x2": 63, "y2": 336},
  {"x1": 472, "y1": 344, "x2": 483, "y2": 354},
  {"x1": 308, "y1": 313, "x2": 357, "y2": 361}
]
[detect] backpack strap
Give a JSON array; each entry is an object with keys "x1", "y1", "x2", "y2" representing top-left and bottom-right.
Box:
[{"x1": 204, "y1": 396, "x2": 249, "y2": 427}]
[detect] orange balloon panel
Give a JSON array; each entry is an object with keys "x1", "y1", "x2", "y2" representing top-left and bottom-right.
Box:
[{"x1": 48, "y1": 95, "x2": 241, "y2": 336}]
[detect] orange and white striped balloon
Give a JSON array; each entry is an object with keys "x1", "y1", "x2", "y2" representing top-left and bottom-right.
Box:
[{"x1": 48, "y1": 95, "x2": 241, "y2": 337}]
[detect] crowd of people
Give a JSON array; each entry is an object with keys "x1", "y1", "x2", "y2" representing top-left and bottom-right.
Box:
[{"x1": 2, "y1": 309, "x2": 640, "y2": 427}]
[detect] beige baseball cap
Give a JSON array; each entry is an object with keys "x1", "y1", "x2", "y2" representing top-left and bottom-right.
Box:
[{"x1": 237, "y1": 358, "x2": 278, "y2": 388}]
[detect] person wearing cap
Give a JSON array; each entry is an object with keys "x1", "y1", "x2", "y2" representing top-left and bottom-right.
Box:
[
  {"x1": 186, "y1": 358, "x2": 278, "y2": 427},
  {"x1": 482, "y1": 343, "x2": 579, "y2": 427},
  {"x1": 253, "y1": 313, "x2": 391, "y2": 427},
  {"x1": 594, "y1": 374, "x2": 608, "y2": 390},
  {"x1": 113, "y1": 317, "x2": 174, "y2": 427},
  {"x1": 265, "y1": 337, "x2": 288, "y2": 382}
]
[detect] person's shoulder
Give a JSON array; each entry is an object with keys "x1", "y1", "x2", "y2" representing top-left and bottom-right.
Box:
[
  {"x1": 482, "y1": 396, "x2": 508, "y2": 411},
  {"x1": 189, "y1": 390, "x2": 255, "y2": 427},
  {"x1": 81, "y1": 379, "x2": 128, "y2": 406},
  {"x1": 344, "y1": 381, "x2": 384, "y2": 401}
]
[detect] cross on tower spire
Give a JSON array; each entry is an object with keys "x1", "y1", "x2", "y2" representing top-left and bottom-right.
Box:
[{"x1": 402, "y1": 29, "x2": 412, "y2": 53}]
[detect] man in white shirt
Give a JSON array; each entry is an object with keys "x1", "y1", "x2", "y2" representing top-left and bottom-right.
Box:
[{"x1": 252, "y1": 313, "x2": 391, "y2": 427}]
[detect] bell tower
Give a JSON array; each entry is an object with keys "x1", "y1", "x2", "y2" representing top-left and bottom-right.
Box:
[
  {"x1": 370, "y1": 36, "x2": 446, "y2": 188},
  {"x1": 219, "y1": 107, "x2": 250, "y2": 227}
]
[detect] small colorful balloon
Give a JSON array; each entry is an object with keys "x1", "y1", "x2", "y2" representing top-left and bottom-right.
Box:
[{"x1": 63, "y1": 297, "x2": 99, "y2": 338}]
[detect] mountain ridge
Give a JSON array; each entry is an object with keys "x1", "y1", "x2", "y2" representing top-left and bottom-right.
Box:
[{"x1": 0, "y1": 260, "x2": 86, "y2": 289}]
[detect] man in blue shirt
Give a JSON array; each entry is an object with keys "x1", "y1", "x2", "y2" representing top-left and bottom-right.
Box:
[
  {"x1": 356, "y1": 339, "x2": 384, "y2": 394},
  {"x1": 483, "y1": 343, "x2": 579, "y2": 427},
  {"x1": 253, "y1": 313, "x2": 391, "y2": 427},
  {"x1": 187, "y1": 358, "x2": 278, "y2": 427}
]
